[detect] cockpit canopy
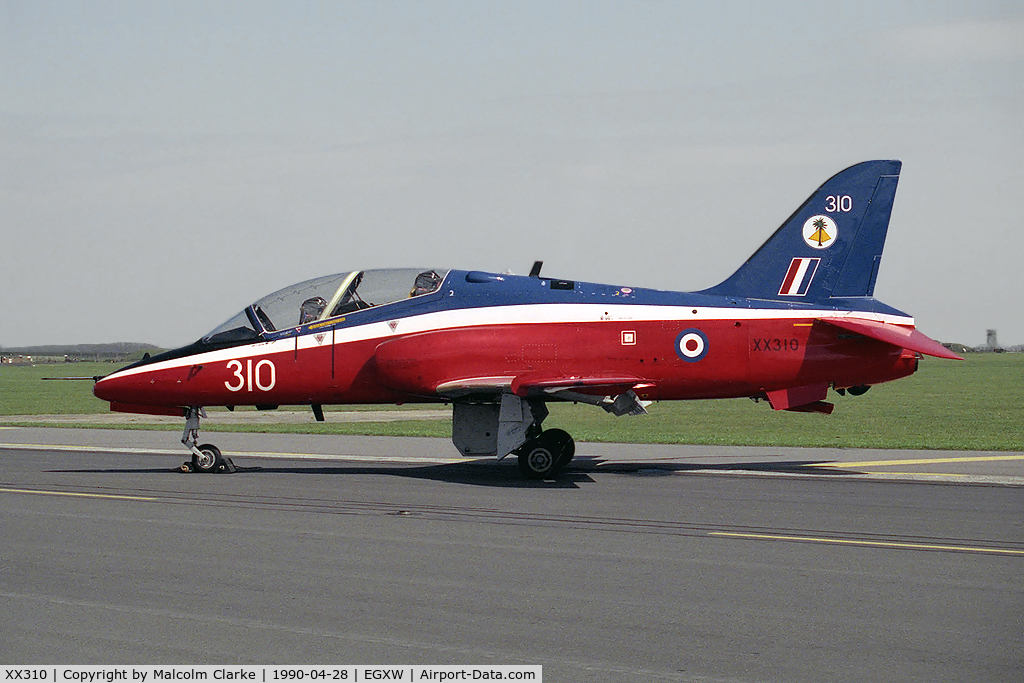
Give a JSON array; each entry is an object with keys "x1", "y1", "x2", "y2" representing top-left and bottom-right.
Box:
[{"x1": 202, "y1": 268, "x2": 447, "y2": 344}]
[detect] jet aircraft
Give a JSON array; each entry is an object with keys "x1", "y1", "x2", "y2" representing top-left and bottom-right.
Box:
[{"x1": 93, "y1": 160, "x2": 961, "y2": 478}]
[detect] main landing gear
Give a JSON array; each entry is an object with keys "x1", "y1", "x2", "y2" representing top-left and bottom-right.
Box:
[
  {"x1": 179, "y1": 407, "x2": 236, "y2": 473},
  {"x1": 451, "y1": 397, "x2": 578, "y2": 480},
  {"x1": 514, "y1": 428, "x2": 575, "y2": 480}
]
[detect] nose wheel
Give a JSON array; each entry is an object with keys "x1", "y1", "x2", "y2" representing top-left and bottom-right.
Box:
[
  {"x1": 179, "y1": 407, "x2": 235, "y2": 473},
  {"x1": 516, "y1": 428, "x2": 575, "y2": 480},
  {"x1": 188, "y1": 443, "x2": 225, "y2": 473}
]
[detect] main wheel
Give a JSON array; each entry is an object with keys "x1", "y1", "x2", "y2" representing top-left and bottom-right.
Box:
[
  {"x1": 192, "y1": 443, "x2": 222, "y2": 473},
  {"x1": 518, "y1": 440, "x2": 556, "y2": 479},
  {"x1": 516, "y1": 429, "x2": 575, "y2": 480},
  {"x1": 544, "y1": 428, "x2": 575, "y2": 471}
]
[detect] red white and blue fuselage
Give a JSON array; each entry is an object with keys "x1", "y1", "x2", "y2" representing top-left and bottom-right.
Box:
[
  {"x1": 93, "y1": 161, "x2": 960, "y2": 477},
  {"x1": 94, "y1": 285, "x2": 935, "y2": 409}
]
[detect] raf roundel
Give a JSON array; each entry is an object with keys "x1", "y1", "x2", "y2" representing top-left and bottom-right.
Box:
[
  {"x1": 802, "y1": 215, "x2": 838, "y2": 249},
  {"x1": 675, "y1": 329, "x2": 709, "y2": 363}
]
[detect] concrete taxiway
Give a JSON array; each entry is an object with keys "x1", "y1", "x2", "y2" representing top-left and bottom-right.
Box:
[
  {"x1": 2, "y1": 425, "x2": 1023, "y2": 484},
  {"x1": 1, "y1": 427, "x2": 1022, "y2": 682}
]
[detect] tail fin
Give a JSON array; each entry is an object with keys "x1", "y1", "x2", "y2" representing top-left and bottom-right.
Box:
[{"x1": 701, "y1": 160, "x2": 902, "y2": 302}]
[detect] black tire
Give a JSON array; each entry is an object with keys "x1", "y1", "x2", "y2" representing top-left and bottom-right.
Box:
[
  {"x1": 517, "y1": 440, "x2": 556, "y2": 480},
  {"x1": 192, "y1": 443, "x2": 222, "y2": 473},
  {"x1": 545, "y1": 428, "x2": 575, "y2": 471},
  {"x1": 516, "y1": 429, "x2": 575, "y2": 479},
  {"x1": 848, "y1": 385, "x2": 871, "y2": 396}
]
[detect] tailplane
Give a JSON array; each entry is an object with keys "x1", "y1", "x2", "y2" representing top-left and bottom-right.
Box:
[{"x1": 701, "y1": 160, "x2": 902, "y2": 302}]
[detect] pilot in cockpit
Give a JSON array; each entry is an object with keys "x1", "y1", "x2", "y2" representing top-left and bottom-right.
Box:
[
  {"x1": 410, "y1": 270, "x2": 442, "y2": 297},
  {"x1": 299, "y1": 297, "x2": 327, "y2": 324}
]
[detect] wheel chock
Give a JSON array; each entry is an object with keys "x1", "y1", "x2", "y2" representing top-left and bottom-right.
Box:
[{"x1": 215, "y1": 457, "x2": 237, "y2": 474}]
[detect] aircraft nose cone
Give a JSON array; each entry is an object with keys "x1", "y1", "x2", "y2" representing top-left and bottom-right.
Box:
[
  {"x1": 93, "y1": 371, "x2": 128, "y2": 402},
  {"x1": 92, "y1": 366, "x2": 187, "y2": 417},
  {"x1": 93, "y1": 367, "x2": 155, "y2": 405}
]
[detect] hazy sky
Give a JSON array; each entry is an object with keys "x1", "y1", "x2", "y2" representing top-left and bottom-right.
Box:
[{"x1": 2, "y1": 1, "x2": 1022, "y2": 349}]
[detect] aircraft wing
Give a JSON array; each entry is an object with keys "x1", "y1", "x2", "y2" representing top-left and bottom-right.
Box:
[
  {"x1": 434, "y1": 376, "x2": 516, "y2": 396},
  {"x1": 435, "y1": 374, "x2": 651, "y2": 416},
  {"x1": 514, "y1": 375, "x2": 652, "y2": 415},
  {"x1": 510, "y1": 375, "x2": 645, "y2": 397},
  {"x1": 817, "y1": 317, "x2": 963, "y2": 360},
  {"x1": 435, "y1": 374, "x2": 644, "y2": 397}
]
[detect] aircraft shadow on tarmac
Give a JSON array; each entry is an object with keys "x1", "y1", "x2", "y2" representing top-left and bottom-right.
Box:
[{"x1": 54, "y1": 455, "x2": 852, "y2": 489}]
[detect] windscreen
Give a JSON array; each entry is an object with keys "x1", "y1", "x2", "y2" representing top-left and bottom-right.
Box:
[
  {"x1": 201, "y1": 309, "x2": 260, "y2": 344},
  {"x1": 250, "y1": 272, "x2": 355, "y2": 332},
  {"x1": 204, "y1": 269, "x2": 447, "y2": 338}
]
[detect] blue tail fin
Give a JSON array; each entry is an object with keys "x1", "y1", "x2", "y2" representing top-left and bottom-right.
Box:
[{"x1": 701, "y1": 160, "x2": 902, "y2": 302}]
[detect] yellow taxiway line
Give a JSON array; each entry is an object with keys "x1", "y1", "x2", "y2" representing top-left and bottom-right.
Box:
[
  {"x1": 0, "y1": 487, "x2": 156, "y2": 501},
  {"x1": 810, "y1": 454, "x2": 1024, "y2": 468},
  {"x1": 0, "y1": 442, "x2": 467, "y2": 464},
  {"x1": 711, "y1": 531, "x2": 1024, "y2": 556}
]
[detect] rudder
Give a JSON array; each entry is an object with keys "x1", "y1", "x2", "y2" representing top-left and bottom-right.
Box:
[{"x1": 701, "y1": 160, "x2": 902, "y2": 302}]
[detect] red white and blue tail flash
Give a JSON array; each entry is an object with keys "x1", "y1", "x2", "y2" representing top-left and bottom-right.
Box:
[{"x1": 778, "y1": 257, "x2": 820, "y2": 296}]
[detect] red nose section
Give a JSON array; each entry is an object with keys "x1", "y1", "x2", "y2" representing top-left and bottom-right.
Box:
[
  {"x1": 93, "y1": 370, "x2": 138, "y2": 403},
  {"x1": 94, "y1": 368, "x2": 186, "y2": 416}
]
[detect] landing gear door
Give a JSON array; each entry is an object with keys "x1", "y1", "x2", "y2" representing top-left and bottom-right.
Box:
[{"x1": 452, "y1": 395, "x2": 547, "y2": 458}]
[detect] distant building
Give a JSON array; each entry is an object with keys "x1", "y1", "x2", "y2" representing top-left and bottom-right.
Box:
[{"x1": 984, "y1": 329, "x2": 1004, "y2": 352}]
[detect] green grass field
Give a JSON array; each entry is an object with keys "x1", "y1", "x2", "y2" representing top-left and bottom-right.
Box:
[
  {"x1": 1, "y1": 354, "x2": 1022, "y2": 450},
  {"x1": 0, "y1": 362, "x2": 117, "y2": 415}
]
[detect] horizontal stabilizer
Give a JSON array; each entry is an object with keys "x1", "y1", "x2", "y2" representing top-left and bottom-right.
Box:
[{"x1": 819, "y1": 317, "x2": 963, "y2": 360}]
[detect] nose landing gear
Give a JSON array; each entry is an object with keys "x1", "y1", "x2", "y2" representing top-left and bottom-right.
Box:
[{"x1": 179, "y1": 407, "x2": 236, "y2": 473}]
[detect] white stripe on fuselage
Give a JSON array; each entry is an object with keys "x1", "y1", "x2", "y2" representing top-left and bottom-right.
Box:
[{"x1": 105, "y1": 303, "x2": 916, "y2": 379}]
